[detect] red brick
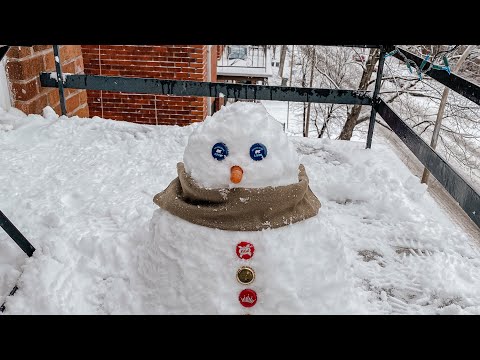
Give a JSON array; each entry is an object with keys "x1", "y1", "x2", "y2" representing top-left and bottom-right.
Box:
[
  {"x1": 33, "y1": 45, "x2": 51, "y2": 52},
  {"x1": 63, "y1": 88, "x2": 75, "y2": 97},
  {"x1": 74, "y1": 58, "x2": 84, "y2": 72},
  {"x1": 52, "y1": 104, "x2": 61, "y2": 115},
  {"x1": 10, "y1": 78, "x2": 39, "y2": 101},
  {"x1": 59, "y1": 45, "x2": 82, "y2": 62},
  {"x1": 62, "y1": 61, "x2": 76, "y2": 74},
  {"x1": 7, "y1": 46, "x2": 33, "y2": 59},
  {"x1": 6, "y1": 55, "x2": 44, "y2": 81},
  {"x1": 14, "y1": 92, "x2": 48, "y2": 115},
  {"x1": 66, "y1": 93, "x2": 81, "y2": 113},
  {"x1": 43, "y1": 51, "x2": 56, "y2": 72},
  {"x1": 190, "y1": 53, "x2": 206, "y2": 60},
  {"x1": 73, "y1": 105, "x2": 89, "y2": 118},
  {"x1": 81, "y1": 45, "x2": 99, "y2": 51},
  {"x1": 80, "y1": 45, "x2": 208, "y2": 125},
  {"x1": 47, "y1": 88, "x2": 60, "y2": 105}
]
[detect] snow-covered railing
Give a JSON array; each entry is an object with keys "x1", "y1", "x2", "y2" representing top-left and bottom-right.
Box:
[{"x1": 35, "y1": 44, "x2": 480, "y2": 231}]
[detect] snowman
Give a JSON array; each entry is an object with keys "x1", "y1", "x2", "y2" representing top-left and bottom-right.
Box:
[{"x1": 137, "y1": 102, "x2": 361, "y2": 314}]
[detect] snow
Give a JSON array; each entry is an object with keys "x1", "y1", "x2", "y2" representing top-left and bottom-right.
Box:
[
  {"x1": 49, "y1": 72, "x2": 68, "y2": 82},
  {"x1": 216, "y1": 66, "x2": 273, "y2": 78},
  {"x1": 183, "y1": 102, "x2": 300, "y2": 188},
  {"x1": 0, "y1": 106, "x2": 479, "y2": 314},
  {"x1": 0, "y1": 58, "x2": 10, "y2": 111}
]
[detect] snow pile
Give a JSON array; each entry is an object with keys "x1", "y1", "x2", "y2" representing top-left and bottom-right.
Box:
[
  {"x1": 1, "y1": 106, "x2": 479, "y2": 314},
  {"x1": 140, "y1": 208, "x2": 360, "y2": 314},
  {"x1": 184, "y1": 102, "x2": 299, "y2": 188}
]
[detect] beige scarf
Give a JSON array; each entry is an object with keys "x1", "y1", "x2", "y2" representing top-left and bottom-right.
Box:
[{"x1": 153, "y1": 162, "x2": 321, "y2": 231}]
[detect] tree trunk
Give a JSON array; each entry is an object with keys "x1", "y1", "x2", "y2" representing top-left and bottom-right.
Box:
[
  {"x1": 286, "y1": 45, "x2": 295, "y2": 130},
  {"x1": 319, "y1": 105, "x2": 334, "y2": 138},
  {"x1": 301, "y1": 56, "x2": 307, "y2": 136},
  {"x1": 304, "y1": 47, "x2": 316, "y2": 137},
  {"x1": 338, "y1": 48, "x2": 380, "y2": 140},
  {"x1": 421, "y1": 45, "x2": 475, "y2": 184},
  {"x1": 278, "y1": 45, "x2": 287, "y2": 77}
]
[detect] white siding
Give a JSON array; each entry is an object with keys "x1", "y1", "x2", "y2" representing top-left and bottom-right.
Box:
[{"x1": 0, "y1": 57, "x2": 11, "y2": 110}]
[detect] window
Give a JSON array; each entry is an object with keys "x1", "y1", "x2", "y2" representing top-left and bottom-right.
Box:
[{"x1": 228, "y1": 46, "x2": 248, "y2": 60}]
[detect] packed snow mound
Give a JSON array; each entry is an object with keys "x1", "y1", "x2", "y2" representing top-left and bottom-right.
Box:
[
  {"x1": 139, "y1": 208, "x2": 365, "y2": 314},
  {"x1": 1, "y1": 106, "x2": 480, "y2": 314},
  {"x1": 183, "y1": 102, "x2": 300, "y2": 189}
]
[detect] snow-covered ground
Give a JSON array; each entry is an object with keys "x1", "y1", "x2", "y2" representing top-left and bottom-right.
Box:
[{"x1": 1, "y1": 106, "x2": 479, "y2": 314}]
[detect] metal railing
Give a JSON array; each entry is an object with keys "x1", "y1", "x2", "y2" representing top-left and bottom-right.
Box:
[
  {"x1": 1, "y1": 46, "x2": 36, "y2": 262},
  {"x1": 1, "y1": 44, "x2": 480, "y2": 310},
  {"x1": 39, "y1": 44, "x2": 479, "y2": 228}
]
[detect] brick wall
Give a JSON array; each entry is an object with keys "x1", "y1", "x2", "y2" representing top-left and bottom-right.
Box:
[
  {"x1": 211, "y1": 45, "x2": 218, "y2": 82},
  {"x1": 216, "y1": 45, "x2": 224, "y2": 60},
  {"x1": 5, "y1": 46, "x2": 89, "y2": 117},
  {"x1": 81, "y1": 45, "x2": 213, "y2": 125}
]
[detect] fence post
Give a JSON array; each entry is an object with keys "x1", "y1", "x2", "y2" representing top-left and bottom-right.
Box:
[
  {"x1": 0, "y1": 210, "x2": 35, "y2": 257},
  {"x1": 366, "y1": 46, "x2": 386, "y2": 149},
  {"x1": 0, "y1": 46, "x2": 9, "y2": 62},
  {"x1": 53, "y1": 45, "x2": 67, "y2": 116}
]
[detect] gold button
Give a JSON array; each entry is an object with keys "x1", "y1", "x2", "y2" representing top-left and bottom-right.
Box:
[{"x1": 236, "y1": 266, "x2": 255, "y2": 285}]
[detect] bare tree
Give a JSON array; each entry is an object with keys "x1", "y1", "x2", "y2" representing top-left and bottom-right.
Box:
[
  {"x1": 421, "y1": 45, "x2": 475, "y2": 183},
  {"x1": 281, "y1": 44, "x2": 480, "y2": 189},
  {"x1": 304, "y1": 47, "x2": 316, "y2": 137},
  {"x1": 278, "y1": 45, "x2": 287, "y2": 78},
  {"x1": 338, "y1": 48, "x2": 380, "y2": 140}
]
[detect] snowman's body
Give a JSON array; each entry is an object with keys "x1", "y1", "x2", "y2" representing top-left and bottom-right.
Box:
[
  {"x1": 138, "y1": 207, "x2": 361, "y2": 314},
  {"x1": 141, "y1": 102, "x2": 361, "y2": 314}
]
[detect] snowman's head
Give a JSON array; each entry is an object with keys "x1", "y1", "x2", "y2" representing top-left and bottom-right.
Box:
[{"x1": 183, "y1": 102, "x2": 300, "y2": 189}]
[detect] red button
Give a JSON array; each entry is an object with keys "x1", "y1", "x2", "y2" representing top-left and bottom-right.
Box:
[
  {"x1": 239, "y1": 289, "x2": 257, "y2": 308},
  {"x1": 236, "y1": 242, "x2": 255, "y2": 260}
]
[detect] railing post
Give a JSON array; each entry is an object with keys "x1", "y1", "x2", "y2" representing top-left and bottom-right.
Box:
[
  {"x1": 0, "y1": 46, "x2": 9, "y2": 62},
  {"x1": 53, "y1": 45, "x2": 67, "y2": 116},
  {"x1": 366, "y1": 45, "x2": 386, "y2": 149},
  {"x1": 0, "y1": 210, "x2": 35, "y2": 257}
]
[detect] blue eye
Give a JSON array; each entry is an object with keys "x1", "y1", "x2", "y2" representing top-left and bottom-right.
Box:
[
  {"x1": 249, "y1": 143, "x2": 267, "y2": 161},
  {"x1": 212, "y1": 142, "x2": 229, "y2": 161}
]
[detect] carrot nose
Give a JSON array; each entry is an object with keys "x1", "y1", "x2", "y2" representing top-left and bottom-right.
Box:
[{"x1": 230, "y1": 166, "x2": 243, "y2": 184}]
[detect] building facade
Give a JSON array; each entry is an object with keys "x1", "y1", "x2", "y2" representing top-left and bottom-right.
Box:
[{"x1": 1, "y1": 45, "x2": 225, "y2": 125}]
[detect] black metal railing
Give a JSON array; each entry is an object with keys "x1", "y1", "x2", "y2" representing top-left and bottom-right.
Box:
[
  {"x1": 38, "y1": 44, "x2": 480, "y2": 229},
  {"x1": 0, "y1": 45, "x2": 480, "y2": 311},
  {"x1": 0, "y1": 46, "x2": 9, "y2": 62},
  {"x1": 1, "y1": 44, "x2": 480, "y2": 311}
]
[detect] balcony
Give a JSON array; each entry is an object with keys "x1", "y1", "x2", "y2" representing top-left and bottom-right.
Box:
[{"x1": 217, "y1": 45, "x2": 273, "y2": 84}]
